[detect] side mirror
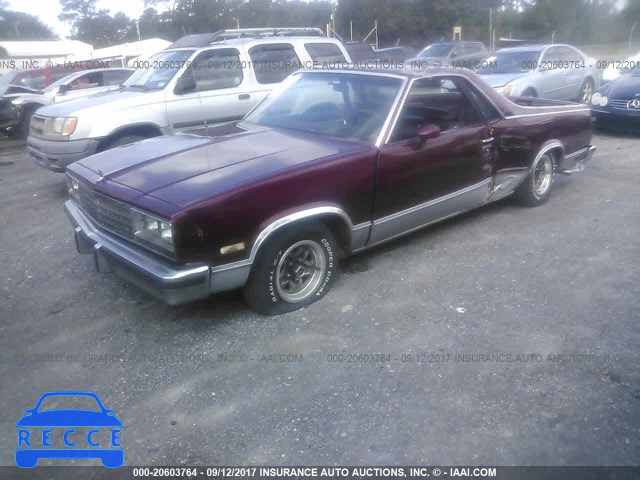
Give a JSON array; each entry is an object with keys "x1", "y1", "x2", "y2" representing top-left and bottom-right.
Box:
[
  {"x1": 58, "y1": 84, "x2": 71, "y2": 94},
  {"x1": 174, "y1": 72, "x2": 196, "y2": 94}
]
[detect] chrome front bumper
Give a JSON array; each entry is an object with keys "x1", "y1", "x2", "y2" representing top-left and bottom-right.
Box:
[{"x1": 64, "y1": 200, "x2": 251, "y2": 305}]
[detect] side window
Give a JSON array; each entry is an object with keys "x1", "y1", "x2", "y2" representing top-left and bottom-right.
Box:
[
  {"x1": 541, "y1": 47, "x2": 562, "y2": 68},
  {"x1": 304, "y1": 43, "x2": 346, "y2": 64},
  {"x1": 559, "y1": 47, "x2": 583, "y2": 63},
  {"x1": 103, "y1": 70, "x2": 132, "y2": 86},
  {"x1": 460, "y1": 80, "x2": 502, "y2": 123},
  {"x1": 390, "y1": 76, "x2": 484, "y2": 143},
  {"x1": 192, "y1": 48, "x2": 243, "y2": 92},
  {"x1": 70, "y1": 72, "x2": 102, "y2": 90},
  {"x1": 249, "y1": 43, "x2": 302, "y2": 84}
]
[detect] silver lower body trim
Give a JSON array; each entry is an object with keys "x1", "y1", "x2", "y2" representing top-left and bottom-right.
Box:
[{"x1": 360, "y1": 178, "x2": 492, "y2": 250}]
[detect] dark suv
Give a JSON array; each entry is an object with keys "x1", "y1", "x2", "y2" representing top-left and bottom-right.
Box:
[{"x1": 407, "y1": 41, "x2": 488, "y2": 67}]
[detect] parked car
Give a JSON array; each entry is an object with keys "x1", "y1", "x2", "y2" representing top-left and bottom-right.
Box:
[
  {"x1": 590, "y1": 65, "x2": 640, "y2": 132},
  {"x1": 375, "y1": 46, "x2": 418, "y2": 62},
  {"x1": 27, "y1": 30, "x2": 352, "y2": 173},
  {"x1": 601, "y1": 52, "x2": 640, "y2": 84},
  {"x1": 407, "y1": 41, "x2": 488, "y2": 67},
  {"x1": 8, "y1": 68, "x2": 133, "y2": 138},
  {"x1": 342, "y1": 41, "x2": 379, "y2": 62},
  {"x1": 476, "y1": 44, "x2": 600, "y2": 103},
  {"x1": 0, "y1": 65, "x2": 82, "y2": 131},
  {"x1": 63, "y1": 67, "x2": 595, "y2": 315}
]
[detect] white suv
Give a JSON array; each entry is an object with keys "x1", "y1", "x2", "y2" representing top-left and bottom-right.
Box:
[{"x1": 27, "y1": 28, "x2": 351, "y2": 172}]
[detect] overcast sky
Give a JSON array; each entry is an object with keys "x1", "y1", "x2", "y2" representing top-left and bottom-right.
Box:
[{"x1": 5, "y1": 0, "x2": 151, "y2": 38}]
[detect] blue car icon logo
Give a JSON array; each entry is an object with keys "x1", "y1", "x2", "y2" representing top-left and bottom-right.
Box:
[{"x1": 16, "y1": 391, "x2": 123, "y2": 468}]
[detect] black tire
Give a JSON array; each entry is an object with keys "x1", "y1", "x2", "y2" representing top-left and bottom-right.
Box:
[
  {"x1": 242, "y1": 223, "x2": 338, "y2": 315},
  {"x1": 579, "y1": 78, "x2": 594, "y2": 104},
  {"x1": 16, "y1": 107, "x2": 37, "y2": 139},
  {"x1": 104, "y1": 134, "x2": 148, "y2": 150},
  {"x1": 514, "y1": 151, "x2": 555, "y2": 207},
  {"x1": 522, "y1": 88, "x2": 537, "y2": 98}
]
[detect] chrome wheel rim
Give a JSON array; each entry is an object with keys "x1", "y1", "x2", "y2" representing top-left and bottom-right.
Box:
[
  {"x1": 533, "y1": 155, "x2": 553, "y2": 197},
  {"x1": 276, "y1": 240, "x2": 326, "y2": 303},
  {"x1": 581, "y1": 81, "x2": 593, "y2": 103}
]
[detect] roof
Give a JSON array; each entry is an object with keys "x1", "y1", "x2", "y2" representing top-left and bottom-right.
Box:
[
  {"x1": 298, "y1": 66, "x2": 475, "y2": 80},
  {"x1": 75, "y1": 38, "x2": 171, "y2": 61},
  {"x1": 165, "y1": 36, "x2": 342, "y2": 53},
  {"x1": 0, "y1": 40, "x2": 93, "y2": 57}
]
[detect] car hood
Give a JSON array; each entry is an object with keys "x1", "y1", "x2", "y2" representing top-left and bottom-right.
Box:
[
  {"x1": 34, "y1": 88, "x2": 156, "y2": 117},
  {"x1": 16, "y1": 410, "x2": 123, "y2": 427},
  {"x1": 75, "y1": 123, "x2": 371, "y2": 209},
  {"x1": 604, "y1": 73, "x2": 640, "y2": 99},
  {"x1": 476, "y1": 72, "x2": 528, "y2": 87}
]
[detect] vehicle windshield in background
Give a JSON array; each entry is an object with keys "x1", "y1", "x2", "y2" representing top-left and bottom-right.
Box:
[
  {"x1": 123, "y1": 49, "x2": 195, "y2": 90},
  {"x1": 476, "y1": 50, "x2": 542, "y2": 74},
  {"x1": 417, "y1": 43, "x2": 454, "y2": 58},
  {"x1": 244, "y1": 72, "x2": 403, "y2": 143}
]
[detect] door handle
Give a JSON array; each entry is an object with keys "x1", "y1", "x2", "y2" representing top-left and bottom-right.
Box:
[
  {"x1": 481, "y1": 137, "x2": 494, "y2": 145},
  {"x1": 238, "y1": 94, "x2": 250, "y2": 100}
]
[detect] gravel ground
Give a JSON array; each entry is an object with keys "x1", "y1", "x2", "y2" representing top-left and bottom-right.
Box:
[{"x1": 0, "y1": 131, "x2": 638, "y2": 471}]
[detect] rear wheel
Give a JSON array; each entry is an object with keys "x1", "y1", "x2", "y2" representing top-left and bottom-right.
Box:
[
  {"x1": 242, "y1": 224, "x2": 338, "y2": 315},
  {"x1": 514, "y1": 152, "x2": 555, "y2": 207}
]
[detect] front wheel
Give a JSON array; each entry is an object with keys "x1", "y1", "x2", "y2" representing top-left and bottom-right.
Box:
[
  {"x1": 514, "y1": 152, "x2": 555, "y2": 207},
  {"x1": 243, "y1": 224, "x2": 338, "y2": 315},
  {"x1": 579, "y1": 78, "x2": 594, "y2": 104}
]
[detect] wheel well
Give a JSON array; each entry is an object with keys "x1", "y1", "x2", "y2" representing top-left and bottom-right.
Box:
[
  {"x1": 252, "y1": 213, "x2": 353, "y2": 261},
  {"x1": 546, "y1": 147, "x2": 563, "y2": 171},
  {"x1": 523, "y1": 87, "x2": 537, "y2": 97},
  {"x1": 97, "y1": 125, "x2": 162, "y2": 152}
]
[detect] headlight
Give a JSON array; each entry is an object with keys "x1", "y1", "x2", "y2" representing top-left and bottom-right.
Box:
[
  {"x1": 495, "y1": 85, "x2": 513, "y2": 96},
  {"x1": 42, "y1": 117, "x2": 77, "y2": 138},
  {"x1": 599, "y1": 95, "x2": 608, "y2": 107},
  {"x1": 131, "y1": 210, "x2": 174, "y2": 255},
  {"x1": 66, "y1": 174, "x2": 80, "y2": 201},
  {"x1": 591, "y1": 92, "x2": 601, "y2": 105}
]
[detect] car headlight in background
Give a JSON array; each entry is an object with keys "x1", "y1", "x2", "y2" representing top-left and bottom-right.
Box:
[
  {"x1": 39, "y1": 116, "x2": 78, "y2": 138},
  {"x1": 131, "y1": 210, "x2": 174, "y2": 255},
  {"x1": 495, "y1": 85, "x2": 513, "y2": 96},
  {"x1": 591, "y1": 92, "x2": 608, "y2": 107}
]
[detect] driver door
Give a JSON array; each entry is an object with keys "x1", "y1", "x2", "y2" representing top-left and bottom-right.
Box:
[{"x1": 370, "y1": 76, "x2": 496, "y2": 244}]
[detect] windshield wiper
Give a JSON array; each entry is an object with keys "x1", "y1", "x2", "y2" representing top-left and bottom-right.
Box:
[{"x1": 125, "y1": 84, "x2": 151, "y2": 90}]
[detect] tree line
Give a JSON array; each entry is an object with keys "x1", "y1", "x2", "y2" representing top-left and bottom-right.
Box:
[{"x1": 0, "y1": 0, "x2": 639, "y2": 49}]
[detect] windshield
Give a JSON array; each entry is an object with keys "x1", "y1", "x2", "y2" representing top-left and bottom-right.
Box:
[
  {"x1": 123, "y1": 49, "x2": 195, "y2": 89},
  {"x1": 37, "y1": 395, "x2": 102, "y2": 412},
  {"x1": 418, "y1": 44, "x2": 454, "y2": 58},
  {"x1": 244, "y1": 72, "x2": 403, "y2": 144},
  {"x1": 476, "y1": 50, "x2": 542, "y2": 74}
]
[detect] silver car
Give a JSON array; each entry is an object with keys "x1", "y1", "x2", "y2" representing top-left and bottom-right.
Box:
[
  {"x1": 9, "y1": 68, "x2": 133, "y2": 137},
  {"x1": 476, "y1": 44, "x2": 600, "y2": 103}
]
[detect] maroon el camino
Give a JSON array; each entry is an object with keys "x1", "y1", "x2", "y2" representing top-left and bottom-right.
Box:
[{"x1": 64, "y1": 67, "x2": 595, "y2": 315}]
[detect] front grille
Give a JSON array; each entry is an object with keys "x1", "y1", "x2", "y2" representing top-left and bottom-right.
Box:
[
  {"x1": 30, "y1": 114, "x2": 46, "y2": 137},
  {"x1": 609, "y1": 99, "x2": 640, "y2": 113},
  {"x1": 77, "y1": 184, "x2": 133, "y2": 240}
]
